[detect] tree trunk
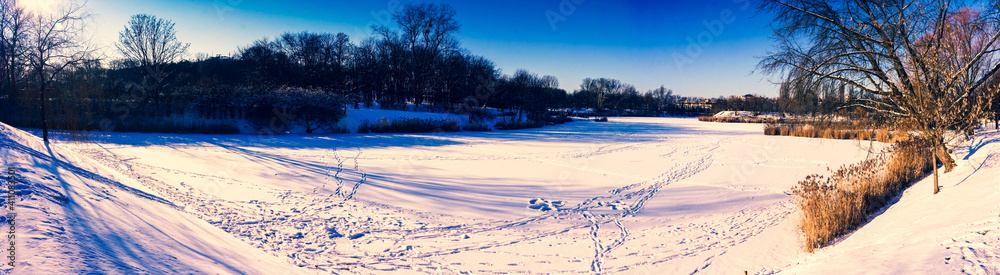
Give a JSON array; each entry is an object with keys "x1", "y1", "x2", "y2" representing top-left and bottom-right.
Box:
[
  {"x1": 39, "y1": 70, "x2": 48, "y2": 143},
  {"x1": 152, "y1": 80, "x2": 160, "y2": 117},
  {"x1": 934, "y1": 141, "x2": 956, "y2": 173},
  {"x1": 0, "y1": 52, "x2": 5, "y2": 101},
  {"x1": 6, "y1": 53, "x2": 16, "y2": 107},
  {"x1": 932, "y1": 149, "x2": 939, "y2": 194},
  {"x1": 9, "y1": 74, "x2": 16, "y2": 109}
]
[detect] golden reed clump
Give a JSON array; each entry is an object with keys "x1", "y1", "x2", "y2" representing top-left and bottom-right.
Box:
[
  {"x1": 698, "y1": 116, "x2": 780, "y2": 124},
  {"x1": 764, "y1": 123, "x2": 896, "y2": 142},
  {"x1": 791, "y1": 136, "x2": 933, "y2": 252}
]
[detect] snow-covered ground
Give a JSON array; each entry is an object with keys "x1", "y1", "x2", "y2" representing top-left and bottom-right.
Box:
[
  {"x1": 1, "y1": 117, "x2": 997, "y2": 274},
  {"x1": 0, "y1": 120, "x2": 301, "y2": 273}
]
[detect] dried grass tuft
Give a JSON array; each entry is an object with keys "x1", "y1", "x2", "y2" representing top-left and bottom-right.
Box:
[{"x1": 792, "y1": 137, "x2": 933, "y2": 252}]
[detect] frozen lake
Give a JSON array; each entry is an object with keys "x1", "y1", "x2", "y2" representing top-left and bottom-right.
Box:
[{"x1": 61, "y1": 117, "x2": 879, "y2": 274}]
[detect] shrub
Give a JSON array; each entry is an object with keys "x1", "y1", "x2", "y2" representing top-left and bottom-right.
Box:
[
  {"x1": 764, "y1": 124, "x2": 781, "y2": 135},
  {"x1": 546, "y1": 115, "x2": 573, "y2": 125},
  {"x1": 243, "y1": 87, "x2": 345, "y2": 134},
  {"x1": 699, "y1": 115, "x2": 780, "y2": 124},
  {"x1": 357, "y1": 117, "x2": 461, "y2": 133},
  {"x1": 246, "y1": 100, "x2": 282, "y2": 131},
  {"x1": 295, "y1": 103, "x2": 345, "y2": 134},
  {"x1": 792, "y1": 137, "x2": 932, "y2": 252},
  {"x1": 764, "y1": 123, "x2": 895, "y2": 142},
  {"x1": 463, "y1": 122, "x2": 492, "y2": 132},
  {"x1": 469, "y1": 108, "x2": 497, "y2": 123},
  {"x1": 357, "y1": 124, "x2": 370, "y2": 134},
  {"x1": 822, "y1": 128, "x2": 835, "y2": 139},
  {"x1": 109, "y1": 118, "x2": 240, "y2": 134},
  {"x1": 328, "y1": 125, "x2": 351, "y2": 134},
  {"x1": 875, "y1": 128, "x2": 893, "y2": 143},
  {"x1": 495, "y1": 120, "x2": 545, "y2": 130},
  {"x1": 377, "y1": 100, "x2": 407, "y2": 111}
]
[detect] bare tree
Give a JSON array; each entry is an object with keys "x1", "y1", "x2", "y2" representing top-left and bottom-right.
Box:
[
  {"x1": 331, "y1": 32, "x2": 352, "y2": 94},
  {"x1": 593, "y1": 78, "x2": 621, "y2": 111},
  {"x1": 541, "y1": 75, "x2": 560, "y2": 90},
  {"x1": 116, "y1": 14, "x2": 189, "y2": 112},
  {"x1": 758, "y1": 0, "x2": 1000, "y2": 193},
  {"x1": 0, "y1": 0, "x2": 8, "y2": 98},
  {"x1": 392, "y1": 3, "x2": 460, "y2": 105},
  {"x1": 652, "y1": 86, "x2": 676, "y2": 111},
  {"x1": 26, "y1": 0, "x2": 93, "y2": 142},
  {"x1": 1, "y1": 0, "x2": 29, "y2": 105}
]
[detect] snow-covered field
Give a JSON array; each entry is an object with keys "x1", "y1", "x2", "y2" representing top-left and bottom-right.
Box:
[{"x1": 1, "y1": 117, "x2": 997, "y2": 274}]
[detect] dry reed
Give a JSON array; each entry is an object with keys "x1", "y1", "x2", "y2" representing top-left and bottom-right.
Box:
[
  {"x1": 764, "y1": 123, "x2": 895, "y2": 142},
  {"x1": 698, "y1": 116, "x2": 780, "y2": 124},
  {"x1": 792, "y1": 137, "x2": 933, "y2": 252}
]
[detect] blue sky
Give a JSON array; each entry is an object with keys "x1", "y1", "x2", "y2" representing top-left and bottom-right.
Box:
[{"x1": 86, "y1": 0, "x2": 777, "y2": 97}]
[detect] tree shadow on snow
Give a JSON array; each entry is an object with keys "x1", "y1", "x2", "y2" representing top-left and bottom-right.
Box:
[
  {"x1": 1, "y1": 132, "x2": 245, "y2": 273},
  {"x1": 955, "y1": 129, "x2": 1000, "y2": 186}
]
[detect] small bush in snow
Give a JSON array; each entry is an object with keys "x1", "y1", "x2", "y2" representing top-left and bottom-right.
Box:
[
  {"x1": 468, "y1": 109, "x2": 497, "y2": 123},
  {"x1": 108, "y1": 118, "x2": 240, "y2": 134},
  {"x1": 545, "y1": 115, "x2": 573, "y2": 125},
  {"x1": 295, "y1": 103, "x2": 345, "y2": 134},
  {"x1": 463, "y1": 122, "x2": 492, "y2": 132},
  {"x1": 357, "y1": 117, "x2": 461, "y2": 133},
  {"x1": 245, "y1": 87, "x2": 346, "y2": 133},
  {"x1": 495, "y1": 120, "x2": 544, "y2": 130}
]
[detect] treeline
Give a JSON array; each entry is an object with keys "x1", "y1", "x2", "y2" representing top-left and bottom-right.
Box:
[
  {"x1": 708, "y1": 72, "x2": 1000, "y2": 128},
  {"x1": 708, "y1": 76, "x2": 865, "y2": 116},
  {"x1": 11, "y1": 0, "x2": 985, "y2": 138},
  {"x1": 2, "y1": 0, "x2": 724, "y2": 138}
]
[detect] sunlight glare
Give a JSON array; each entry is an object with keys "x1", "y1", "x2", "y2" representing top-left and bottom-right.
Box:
[{"x1": 17, "y1": 0, "x2": 60, "y2": 15}]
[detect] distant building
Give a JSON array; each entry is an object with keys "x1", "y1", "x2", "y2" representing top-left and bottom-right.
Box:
[{"x1": 678, "y1": 98, "x2": 713, "y2": 110}]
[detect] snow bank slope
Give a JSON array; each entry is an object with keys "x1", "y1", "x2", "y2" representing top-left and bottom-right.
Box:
[
  {"x1": 782, "y1": 130, "x2": 1000, "y2": 274},
  {"x1": 0, "y1": 123, "x2": 305, "y2": 274}
]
